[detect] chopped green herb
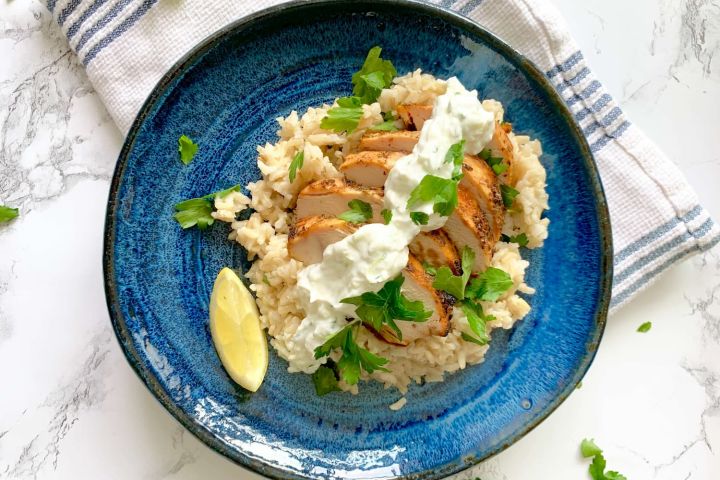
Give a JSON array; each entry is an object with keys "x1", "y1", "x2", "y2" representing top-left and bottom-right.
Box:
[
  {"x1": 479, "y1": 148, "x2": 508, "y2": 175},
  {"x1": 381, "y1": 208, "x2": 393, "y2": 224},
  {"x1": 444, "y1": 140, "x2": 466, "y2": 179},
  {"x1": 637, "y1": 321, "x2": 652, "y2": 333},
  {"x1": 262, "y1": 274, "x2": 271, "y2": 286},
  {"x1": 289, "y1": 151, "x2": 304, "y2": 183},
  {"x1": 500, "y1": 232, "x2": 529, "y2": 247},
  {"x1": 351, "y1": 46, "x2": 397, "y2": 104},
  {"x1": 370, "y1": 114, "x2": 400, "y2": 131},
  {"x1": 410, "y1": 211, "x2": 429, "y2": 225},
  {"x1": 500, "y1": 184, "x2": 519, "y2": 208},
  {"x1": 173, "y1": 185, "x2": 241, "y2": 230},
  {"x1": 311, "y1": 365, "x2": 341, "y2": 396},
  {"x1": 491, "y1": 161, "x2": 508, "y2": 175},
  {"x1": 422, "y1": 262, "x2": 438, "y2": 276},
  {"x1": 341, "y1": 275, "x2": 432, "y2": 341},
  {"x1": 479, "y1": 148, "x2": 492, "y2": 160},
  {"x1": 0, "y1": 206, "x2": 19, "y2": 223},
  {"x1": 460, "y1": 300, "x2": 494, "y2": 345},
  {"x1": 431, "y1": 247, "x2": 475, "y2": 300},
  {"x1": 466, "y1": 267, "x2": 513, "y2": 302},
  {"x1": 407, "y1": 142, "x2": 465, "y2": 216},
  {"x1": 338, "y1": 199, "x2": 373, "y2": 224},
  {"x1": 178, "y1": 134, "x2": 198, "y2": 165},
  {"x1": 314, "y1": 321, "x2": 389, "y2": 385},
  {"x1": 580, "y1": 439, "x2": 627, "y2": 480},
  {"x1": 320, "y1": 98, "x2": 364, "y2": 133}
]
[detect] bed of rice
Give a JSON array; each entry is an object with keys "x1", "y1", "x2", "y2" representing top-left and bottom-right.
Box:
[{"x1": 213, "y1": 70, "x2": 549, "y2": 399}]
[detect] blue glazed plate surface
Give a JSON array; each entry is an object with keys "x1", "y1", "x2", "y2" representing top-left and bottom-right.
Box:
[{"x1": 104, "y1": 1, "x2": 612, "y2": 478}]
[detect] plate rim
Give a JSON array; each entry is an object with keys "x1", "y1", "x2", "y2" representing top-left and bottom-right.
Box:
[{"x1": 102, "y1": 0, "x2": 613, "y2": 478}]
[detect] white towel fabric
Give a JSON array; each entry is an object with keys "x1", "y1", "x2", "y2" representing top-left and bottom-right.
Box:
[{"x1": 44, "y1": 0, "x2": 719, "y2": 311}]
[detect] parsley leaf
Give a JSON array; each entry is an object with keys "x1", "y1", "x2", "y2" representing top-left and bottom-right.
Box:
[
  {"x1": 320, "y1": 102, "x2": 363, "y2": 133},
  {"x1": 178, "y1": 135, "x2": 198, "y2": 165},
  {"x1": 173, "y1": 185, "x2": 241, "y2": 230},
  {"x1": 581, "y1": 439, "x2": 603, "y2": 458},
  {"x1": 500, "y1": 184, "x2": 519, "y2": 208},
  {"x1": 314, "y1": 322, "x2": 389, "y2": 385},
  {"x1": 371, "y1": 113, "x2": 400, "y2": 131},
  {"x1": 341, "y1": 275, "x2": 432, "y2": 341},
  {"x1": 407, "y1": 142, "x2": 465, "y2": 216},
  {"x1": 637, "y1": 321, "x2": 652, "y2": 333},
  {"x1": 311, "y1": 364, "x2": 341, "y2": 396},
  {"x1": 381, "y1": 208, "x2": 393, "y2": 224},
  {"x1": 500, "y1": 232, "x2": 529, "y2": 247},
  {"x1": 289, "y1": 151, "x2": 304, "y2": 183},
  {"x1": 580, "y1": 439, "x2": 628, "y2": 480},
  {"x1": 338, "y1": 199, "x2": 373, "y2": 224},
  {"x1": 479, "y1": 147, "x2": 508, "y2": 175},
  {"x1": 0, "y1": 205, "x2": 19, "y2": 223},
  {"x1": 422, "y1": 262, "x2": 438, "y2": 276},
  {"x1": 444, "y1": 140, "x2": 466, "y2": 179},
  {"x1": 460, "y1": 300, "x2": 493, "y2": 345},
  {"x1": 466, "y1": 267, "x2": 513, "y2": 302},
  {"x1": 410, "y1": 212, "x2": 429, "y2": 225},
  {"x1": 431, "y1": 246, "x2": 475, "y2": 299},
  {"x1": 588, "y1": 454, "x2": 607, "y2": 480},
  {"x1": 351, "y1": 46, "x2": 397, "y2": 104}
]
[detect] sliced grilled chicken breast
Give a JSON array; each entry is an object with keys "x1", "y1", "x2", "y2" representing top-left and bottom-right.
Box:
[
  {"x1": 409, "y1": 229, "x2": 461, "y2": 274},
  {"x1": 442, "y1": 187, "x2": 493, "y2": 272},
  {"x1": 396, "y1": 104, "x2": 433, "y2": 131},
  {"x1": 339, "y1": 151, "x2": 405, "y2": 188},
  {"x1": 488, "y1": 122, "x2": 518, "y2": 185},
  {"x1": 296, "y1": 178, "x2": 384, "y2": 223},
  {"x1": 359, "y1": 130, "x2": 420, "y2": 152},
  {"x1": 460, "y1": 154, "x2": 505, "y2": 244},
  {"x1": 288, "y1": 216, "x2": 358, "y2": 265},
  {"x1": 377, "y1": 254, "x2": 453, "y2": 345}
]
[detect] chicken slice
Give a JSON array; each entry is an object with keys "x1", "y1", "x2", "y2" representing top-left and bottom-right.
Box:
[
  {"x1": 487, "y1": 122, "x2": 519, "y2": 185},
  {"x1": 396, "y1": 104, "x2": 433, "y2": 131},
  {"x1": 460, "y1": 154, "x2": 505, "y2": 244},
  {"x1": 288, "y1": 216, "x2": 358, "y2": 265},
  {"x1": 339, "y1": 151, "x2": 405, "y2": 188},
  {"x1": 295, "y1": 178, "x2": 384, "y2": 223},
  {"x1": 376, "y1": 254, "x2": 453, "y2": 346},
  {"x1": 359, "y1": 130, "x2": 420, "y2": 152},
  {"x1": 409, "y1": 229, "x2": 461, "y2": 274},
  {"x1": 442, "y1": 187, "x2": 493, "y2": 272}
]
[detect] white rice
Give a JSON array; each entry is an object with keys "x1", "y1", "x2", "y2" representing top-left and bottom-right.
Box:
[{"x1": 216, "y1": 71, "x2": 550, "y2": 394}]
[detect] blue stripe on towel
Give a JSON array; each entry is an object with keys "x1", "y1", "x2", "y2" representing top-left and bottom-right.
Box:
[
  {"x1": 47, "y1": 0, "x2": 57, "y2": 12},
  {"x1": 615, "y1": 206, "x2": 702, "y2": 264},
  {"x1": 590, "y1": 121, "x2": 630, "y2": 152},
  {"x1": 459, "y1": 0, "x2": 485, "y2": 15},
  {"x1": 575, "y1": 94, "x2": 612, "y2": 122},
  {"x1": 583, "y1": 106, "x2": 622, "y2": 136},
  {"x1": 611, "y1": 229, "x2": 720, "y2": 307},
  {"x1": 546, "y1": 51, "x2": 584, "y2": 78},
  {"x1": 565, "y1": 80, "x2": 602, "y2": 107},
  {"x1": 83, "y1": 0, "x2": 160, "y2": 66},
  {"x1": 75, "y1": 0, "x2": 134, "y2": 53},
  {"x1": 58, "y1": 0, "x2": 82, "y2": 26},
  {"x1": 67, "y1": 0, "x2": 110, "y2": 40},
  {"x1": 555, "y1": 67, "x2": 590, "y2": 93}
]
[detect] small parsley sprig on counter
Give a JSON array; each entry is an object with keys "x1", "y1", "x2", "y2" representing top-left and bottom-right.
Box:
[
  {"x1": 178, "y1": 135, "x2": 198, "y2": 165},
  {"x1": 580, "y1": 439, "x2": 628, "y2": 480},
  {"x1": 173, "y1": 185, "x2": 241, "y2": 230},
  {"x1": 289, "y1": 150, "x2": 304, "y2": 183},
  {"x1": 0, "y1": 206, "x2": 19, "y2": 224},
  {"x1": 314, "y1": 275, "x2": 431, "y2": 385},
  {"x1": 338, "y1": 200, "x2": 373, "y2": 224},
  {"x1": 637, "y1": 321, "x2": 652, "y2": 333},
  {"x1": 320, "y1": 47, "x2": 397, "y2": 133},
  {"x1": 407, "y1": 140, "x2": 465, "y2": 219}
]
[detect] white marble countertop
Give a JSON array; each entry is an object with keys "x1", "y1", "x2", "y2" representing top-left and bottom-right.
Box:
[{"x1": 1, "y1": 1, "x2": 718, "y2": 479}]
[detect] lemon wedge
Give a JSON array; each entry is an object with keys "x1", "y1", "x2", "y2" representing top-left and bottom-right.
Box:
[{"x1": 209, "y1": 267, "x2": 268, "y2": 392}]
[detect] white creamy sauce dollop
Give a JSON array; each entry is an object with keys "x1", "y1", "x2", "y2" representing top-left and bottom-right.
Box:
[{"x1": 288, "y1": 77, "x2": 495, "y2": 373}]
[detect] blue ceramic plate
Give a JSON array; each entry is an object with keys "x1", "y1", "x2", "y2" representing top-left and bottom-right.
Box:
[{"x1": 104, "y1": 1, "x2": 612, "y2": 478}]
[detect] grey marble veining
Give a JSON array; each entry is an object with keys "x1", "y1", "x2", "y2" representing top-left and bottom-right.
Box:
[{"x1": 1, "y1": 1, "x2": 719, "y2": 479}]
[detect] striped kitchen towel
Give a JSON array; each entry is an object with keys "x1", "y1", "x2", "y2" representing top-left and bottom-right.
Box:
[{"x1": 44, "y1": 0, "x2": 719, "y2": 311}]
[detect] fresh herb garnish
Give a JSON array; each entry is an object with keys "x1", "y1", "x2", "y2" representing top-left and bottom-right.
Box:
[
  {"x1": 460, "y1": 300, "x2": 494, "y2": 345},
  {"x1": 479, "y1": 147, "x2": 507, "y2": 175},
  {"x1": 262, "y1": 274, "x2": 271, "y2": 286},
  {"x1": 0, "y1": 206, "x2": 19, "y2": 223},
  {"x1": 311, "y1": 364, "x2": 341, "y2": 396},
  {"x1": 178, "y1": 135, "x2": 198, "y2": 165},
  {"x1": 422, "y1": 262, "x2": 438, "y2": 276},
  {"x1": 381, "y1": 208, "x2": 393, "y2": 224},
  {"x1": 431, "y1": 246, "x2": 475, "y2": 300},
  {"x1": 407, "y1": 141, "x2": 465, "y2": 217},
  {"x1": 500, "y1": 232, "x2": 529, "y2": 247},
  {"x1": 341, "y1": 275, "x2": 432, "y2": 341},
  {"x1": 371, "y1": 113, "x2": 400, "y2": 131},
  {"x1": 410, "y1": 211, "x2": 429, "y2": 225},
  {"x1": 466, "y1": 267, "x2": 513, "y2": 302},
  {"x1": 173, "y1": 185, "x2": 241, "y2": 230},
  {"x1": 580, "y1": 439, "x2": 627, "y2": 480},
  {"x1": 338, "y1": 199, "x2": 373, "y2": 224},
  {"x1": 637, "y1": 321, "x2": 652, "y2": 333},
  {"x1": 500, "y1": 184, "x2": 519, "y2": 208},
  {"x1": 321, "y1": 47, "x2": 396, "y2": 133},
  {"x1": 289, "y1": 150, "x2": 304, "y2": 183},
  {"x1": 314, "y1": 321, "x2": 389, "y2": 385},
  {"x1": 351, "y1": 46, "x2": 397, "y2": 104}
]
